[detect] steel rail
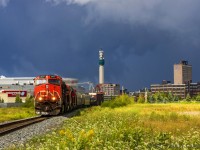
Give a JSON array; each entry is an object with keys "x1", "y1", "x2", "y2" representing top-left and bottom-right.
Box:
[{"x1": 0, "y1": 116, "x2": 48, "y2": 136}]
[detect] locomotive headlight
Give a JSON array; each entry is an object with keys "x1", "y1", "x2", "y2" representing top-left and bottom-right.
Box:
[
  {"x1": 38, "y1": 97, "x2": 43, "y2": 101},
  {"x1": 52, "y1": 97, "x2": 56, "y2": 101}
]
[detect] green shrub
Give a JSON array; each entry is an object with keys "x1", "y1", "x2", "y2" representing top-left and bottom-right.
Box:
[
  {"x1": 22, "y1": 96, "x2": 34, "y2": 108},
  {"x1": 101, "y1": 94, "x2": 134, "y2": 108},
  {"x1": 195, "y1": 94, "x2": 200, "y2": 101},
  {"x1": 15, "y1": 95, "x2": 22, "y2": 103},
  {"x1": 137, "y1": 94, "x2": 145, "y2": 103},
  {"x1": 0, "y1": 98, "x2": 4, "y2": 103},
  {"x1": 186, "y1": 94, "x2": 191, "y2": 102}
]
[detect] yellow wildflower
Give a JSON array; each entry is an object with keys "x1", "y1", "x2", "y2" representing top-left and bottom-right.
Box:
[
  {"x1": 59, "y1": 130, "x2": 65, "y2": 136},
  {"x1": 86, "y1": 129, "x2": 95, "y2": 141}
]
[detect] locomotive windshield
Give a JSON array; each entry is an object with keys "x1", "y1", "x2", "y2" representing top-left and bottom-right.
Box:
[
  {"x1": 48, "y1": 79, "x2": 61, "y2": 85},
  {"x1": 35, "y1": 79, "x2": 47, "y2": 85}
]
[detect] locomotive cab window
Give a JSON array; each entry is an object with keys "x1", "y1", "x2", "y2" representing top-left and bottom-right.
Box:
[
  {"x1": 48, "y1": 79, "x2": 61, "y2": 85},
  {"x1": 35, "y1": 79, "x2": 47, "y2": 85}
]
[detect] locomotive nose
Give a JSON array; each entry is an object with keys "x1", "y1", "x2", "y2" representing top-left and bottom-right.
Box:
[{"x1": 44, "y1": 105, "x2": 50, "y2": 111}]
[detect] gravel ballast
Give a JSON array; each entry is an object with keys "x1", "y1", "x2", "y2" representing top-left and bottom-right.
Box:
[{"x1": 0, "y1": 114, "x2": 73, "y2": 150}]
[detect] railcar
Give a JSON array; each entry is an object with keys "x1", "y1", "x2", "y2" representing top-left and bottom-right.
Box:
[
  {"x1": 34, "y1": 75, "x2": 104, "y2": 115},
  {"x1": 34, "y1": 75, "x2": 79, "y2": 115}
]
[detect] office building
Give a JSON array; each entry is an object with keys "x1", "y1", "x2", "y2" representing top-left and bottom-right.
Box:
[
  {"x1": 96, "y1": 83, "x2": 120, "y2": 100},
  {"x1": 151, "y1": 83, "x2": 186, "y2": 99},
  {"x1": 174, "y1": 60, "x2": 192, "y2": 84},
  {"x1": 151, "y1": 82, "x2": 200, "y2": 99},
  {"x1": 151, "y1": 60, "x2": 199, "y2": 99}
]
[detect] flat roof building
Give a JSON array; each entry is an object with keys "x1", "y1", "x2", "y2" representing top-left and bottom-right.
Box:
[
  {"x1": 150, "y1": 60, "x2": 199, "y2": 99},
  {"x1": 96, "y1": 83, "x2": 120, "y2": 100},
  {"x1": 97, "y1": 83, "x2": 120, "y2": 96},
  {"x1": 174, "y1": 60, "x2": 192, "y2": 84},
  {"x1": 0, "y1": 76, "x2": 78, "y2": 86},
  {"x1": 0, "y1": 90, "x2": 28, "y2": 103},
  {"x1": 151, "y1": 83, "x2": 186, "y2": 99},
  {"x1": 151, "y1": 82, "x2": 200, "y2": 99}
]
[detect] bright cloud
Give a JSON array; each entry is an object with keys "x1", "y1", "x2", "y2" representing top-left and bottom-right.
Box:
[
  {"x1": 44, "y1": 0, "x2": 200, "y2": 34},
  {"x1": 45, "y1": 0, "x2": 93, "y2": 5},
  {"x1": 0, "y1": 0, "x2": 9, "y2": 7}
]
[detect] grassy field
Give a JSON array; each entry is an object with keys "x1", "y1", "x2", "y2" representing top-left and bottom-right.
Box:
[
  {"x1": 10, "y1": 103, "x2": 200, "y2": 150},
  {"x1": 0, "y1": 107, "x2": 36, "y2": 123}
]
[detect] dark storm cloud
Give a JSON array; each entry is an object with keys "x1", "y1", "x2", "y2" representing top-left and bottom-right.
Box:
[{"x1": 0, "y1": 0, "x2": 200, "y2": 90}]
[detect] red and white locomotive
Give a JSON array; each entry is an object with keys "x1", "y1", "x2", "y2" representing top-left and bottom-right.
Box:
[
  {"x1": 34, "y1": 75, "x2": 104, "y2": 115},
  {"x1": 34, "y1": 75, "x2": 80, "y2": 115}
]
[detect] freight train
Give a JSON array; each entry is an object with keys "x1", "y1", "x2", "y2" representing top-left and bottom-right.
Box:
[{"x1": 34, "y1": 75, "x2": 103, "y2": 115}]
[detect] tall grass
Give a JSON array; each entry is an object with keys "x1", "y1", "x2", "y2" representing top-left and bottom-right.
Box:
[
  {"x1": 101, "y1": 94, "x2": 134, "y2": 108},
  {"x1": 0, "y1": 107, "x2": 36, "y2": 123},
  {"x1": 11, "y1": 103, "x2": 200, "y2": 150}
]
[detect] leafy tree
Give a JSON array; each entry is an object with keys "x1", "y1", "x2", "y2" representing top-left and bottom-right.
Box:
[
  {"x1": 174, "y1": 95, "x2": 180, "y2": 102},
  {"x1": 147, "y1": 95, "x2": 154, "y2": 103},
  {"x1": 156, "y1": 94, "x2": 162, "y2": 103},
  {"x1": 186, "y1": 93, "x2": 191, "y2": 102},
  {"x1": 138, "y1": 94, "x2": 145, "y2": 103},
  {"x1": 150, "y1": 92, "x2": 176, "y2": 103},
  {"x1": 22, "y1": 96, "x2": 34, "y2": 108},
  {"x1": 15, "y1": 95, "x2": 22, "y2": 103},
  {"x1": 195, "y1": 94, "x2": 200, "y2": 101},
  {"x1": 153, "y1": 92, "x2": 164, "y2": 103},
  {"x1": 101, "y1": 94, "x2": 134, "y2": 108},
  {"x1": 163, "y1": 97, "x2": 168, "y2": 103},
  {"x1": 152, "y1": 93, "x2": 158, "y2": 103},
  {"x1": 167, "y1": 92, "x2": 174, "y2": 102},
  {"x1": 159, "y1": 92, "x2": 167, "y2": 103},
  {"x1": 0, "y1": 98, "x2": 4, "y2": 103}
]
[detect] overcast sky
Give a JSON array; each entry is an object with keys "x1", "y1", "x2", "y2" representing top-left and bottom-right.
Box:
[{"x1": 0, "y1": 0, "x2": 200, "y2": 90}]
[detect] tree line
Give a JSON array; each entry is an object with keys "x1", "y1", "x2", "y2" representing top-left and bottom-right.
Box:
[{"x1": 137, "y1": 92, "x2": 200, "y2": 103}]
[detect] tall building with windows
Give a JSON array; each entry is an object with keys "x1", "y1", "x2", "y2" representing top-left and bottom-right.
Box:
[
  {"x1": 150, "y1": 60, "x2": 199, "y2": 99},
  {"x1": 174, "y1": 60, "x2": 192, "y2": 84},
  {"x1": 96, "y1": 83, "x2": 120, "y2": 100}
]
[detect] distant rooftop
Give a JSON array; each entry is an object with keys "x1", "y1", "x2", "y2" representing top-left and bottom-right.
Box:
[
  {"x1": 180, "y1": 60, "x2": 188, "y2": 65},
  {"x1": 0, "y1": 75, "x2": 78, "y2": 85}
]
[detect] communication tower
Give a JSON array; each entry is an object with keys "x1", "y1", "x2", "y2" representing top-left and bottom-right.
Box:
[{"x1": 99, "y1": 50, "x2": 105, "y2": 84}]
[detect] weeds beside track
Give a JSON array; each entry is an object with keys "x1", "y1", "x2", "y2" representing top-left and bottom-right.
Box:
[{"x1": 13, "y1": 103, "x2": 200, "y2": 150}]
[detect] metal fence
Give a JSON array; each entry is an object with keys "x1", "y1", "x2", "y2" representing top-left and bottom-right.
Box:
[{"x1": 0, "y1": 103, "x2": 22, "y2": 108}]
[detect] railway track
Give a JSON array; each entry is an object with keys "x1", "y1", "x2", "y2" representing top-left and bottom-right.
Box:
[{"x1": 0, "y1": 116, "x2": 48, "y2": 136}]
